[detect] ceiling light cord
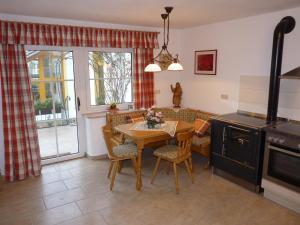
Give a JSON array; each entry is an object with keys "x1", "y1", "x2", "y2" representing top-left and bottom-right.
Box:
[
  {"x1": 166, "y1": 13, "x2": 170, "y2": 46},
  {"x1": 144, "y1": 6, "x2": 183, "y2": 72},
  {"x1": 163, "y1": 15, "x2": 166, "y2": 47}
]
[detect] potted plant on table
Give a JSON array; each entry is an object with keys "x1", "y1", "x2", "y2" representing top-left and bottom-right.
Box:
[
  {"x1": 145, "y1": 108, "x2": 163, "y2": 129},
  {"x1": 108, "y1": 102, "x2": 119, "y2": 112}
]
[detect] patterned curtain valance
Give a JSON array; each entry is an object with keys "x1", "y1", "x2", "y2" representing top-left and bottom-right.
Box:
[{"x1": 0, "y1": 20, "x2": 159, "y2": 49}]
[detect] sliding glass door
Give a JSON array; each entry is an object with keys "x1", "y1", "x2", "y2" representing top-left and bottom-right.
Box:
[{"x1": 27, "y1": 50, "x2": 80, "y2": 160}]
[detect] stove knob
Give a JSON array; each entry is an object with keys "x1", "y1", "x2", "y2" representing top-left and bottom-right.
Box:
[
  {"x1": 279, "y1": 139, "x2": 285, "y2": 144},
  {"x1": 273, "y1": 137, "x2": 279, "y2": 143}
]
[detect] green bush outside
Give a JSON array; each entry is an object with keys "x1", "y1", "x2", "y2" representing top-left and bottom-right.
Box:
[{"x1": 34, "y1": 98, "x2": 63, "y2": 115}]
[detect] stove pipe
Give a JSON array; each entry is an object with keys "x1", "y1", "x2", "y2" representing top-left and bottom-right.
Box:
[{"x1": 266, "y1": 16, "x2": 295, "y2": 124}]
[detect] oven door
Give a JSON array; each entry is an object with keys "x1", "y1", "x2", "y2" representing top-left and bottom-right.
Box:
[
  {"x1": 223, "y1": 125, "x2": 257, "y2": 167},
  {"x1": 264, "y1": 144, "x2": 300, "y2": 192}
]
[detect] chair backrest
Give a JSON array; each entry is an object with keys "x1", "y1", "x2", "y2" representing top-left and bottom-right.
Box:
[
  {"x1": 176, "y1": 130, "x2": 194, "y2": 160},
  {"x1": 102, "y1": 125, "x2": 115, "y2": 159}
]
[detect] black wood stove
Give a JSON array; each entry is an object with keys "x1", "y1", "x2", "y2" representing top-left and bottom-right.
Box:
[{"x1": 211, "y1": 112, "x2": 269, "y2": 192}]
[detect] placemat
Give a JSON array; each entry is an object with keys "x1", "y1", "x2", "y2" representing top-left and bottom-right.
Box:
[{"x1": 130, "y1": 121, "x2": 178, "y2": 137}]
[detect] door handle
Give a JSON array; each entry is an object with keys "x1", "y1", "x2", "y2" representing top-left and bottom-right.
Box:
[{"x1": 77, "y1": 97, "x2": 81, "y2": 111}]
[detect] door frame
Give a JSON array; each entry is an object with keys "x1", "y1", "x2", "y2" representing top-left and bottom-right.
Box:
[{"x1": 25, "y1": 45, "x2": 87, "y2": 165}]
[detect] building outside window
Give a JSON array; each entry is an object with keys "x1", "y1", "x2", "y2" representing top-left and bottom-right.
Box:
[
  {"x1": 28, "y1": 60, "x2": 39, "y2": 78},
  {"x1": 43, "y1": 56, "x2": 52, "y2": 78}
]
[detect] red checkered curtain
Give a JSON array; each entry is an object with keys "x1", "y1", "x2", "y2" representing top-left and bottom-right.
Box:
[
  {"x1": 134, "y1": 48, "x2": 155, "y2": 109},
  {"x1": 0, "y1": 20, "x2": 158, "y2": 110},
  {"x1": 0, "y1": 44, "x2": 41, "y2": 181},
  {"x1": 0, "y1": 20, "x2": 159, "y2": 49}
]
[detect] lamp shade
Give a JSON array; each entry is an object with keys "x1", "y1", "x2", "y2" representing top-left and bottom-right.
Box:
[
  {"x1": 167, "y1": 62, "x2": 183, "y2": 71},
  {"x1": 144, "y1": 63, "x2": 162, "y2": 72}
]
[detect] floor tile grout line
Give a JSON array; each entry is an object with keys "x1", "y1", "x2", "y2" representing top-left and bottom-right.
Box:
[
  {"x1": 43, "y1": 188, "x2": 88, "y2": 210},
  {"x1": 61, "y1": 177, "x2": 70, "y2": 190},
  {"x1": 97, "y1": 210, "x2": 110, "y2": 225},
  {"x1": 74, "y1": 199, "x2": 85, "y2": 216},
  {"x1": 55, "y1": 212, "x2": 84, "y2": 225},
  {"x1": 41, "y1": 197, "x2": 47, "y2": 213}
]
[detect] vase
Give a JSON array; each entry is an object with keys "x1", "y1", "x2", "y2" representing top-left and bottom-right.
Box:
[{"x1": 147, "y1": 120, "x2": 156, "y2": 129}]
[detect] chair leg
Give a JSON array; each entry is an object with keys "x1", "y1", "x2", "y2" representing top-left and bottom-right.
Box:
[
  {"x1": 189, "y1": 156, "x2": 193, "y2": 172},
  {"x1": 204, "y1": 159, "x2": 211, "y2": 169},
  {"x1": 173, "y1": 162, "x2": 179, "y2": 194},
  {"x1": 110, "y1": 161, "x2": 118, "y2": 191},
  {"x1": 131, "y1": 158, "x2": 138, "y2": 176},
  {"x1": 184, "y1": 160, "x2": 194, "y2": 184},
  {"x1": 107, "y1": 161, "x2": 113, "y2": 179},
  {"x1": 117, "y1": 161, "x2": 123, "y2": 173},
  {"x1": 151, "y1": 157, "x2": 161, "y2": 184}
]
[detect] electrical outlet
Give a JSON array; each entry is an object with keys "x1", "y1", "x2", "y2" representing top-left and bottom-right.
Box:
[
  {"x1": 221, "y1": 94, "x2": 229, "y2": 100},
  {"x1": 154, "y1": 90, "x2": 160, "y2": 94}
]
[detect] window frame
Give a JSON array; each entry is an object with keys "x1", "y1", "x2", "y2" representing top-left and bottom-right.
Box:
[
  {"x1": 86, "y1": 47, "x2": 134, "y2": 112},
  {"x1": 25, "y1": 45, "x2": 135, "y2": 115},
  {"x1": 25, "y1": 45, "x2": 86, "y2": 164}
]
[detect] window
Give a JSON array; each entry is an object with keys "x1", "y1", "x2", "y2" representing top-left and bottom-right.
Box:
[
  {"x1": 28, "y1": 60, "x2": 39, "y2": 78},
  {"x1": 43, "y1": 55, "x2": 52, "y2": 77},
  {"x1": 27, "y1": 50, "x2": 79, "y2": 159},
  {"x1": 31, "y1": 83, "x2": 40, "y2": 101},
  {"x1": 45, "y1": 83, "x2": 52, "y2": 99},
  {"x1": 88, "y1": 51, "x2": 132, "y2": 106}
]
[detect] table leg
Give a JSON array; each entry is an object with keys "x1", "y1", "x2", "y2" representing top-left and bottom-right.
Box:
[{"x1": 136, "y1": 140, "x2": 144, "y2": 191}]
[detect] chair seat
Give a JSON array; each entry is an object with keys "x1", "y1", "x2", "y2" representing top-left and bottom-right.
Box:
[
  {"x1": 112, "y1": 143, "x2": 138, "y2": 158},
  {"x1": 153, "y1": 145, "x2": 181, "y2": 160}
]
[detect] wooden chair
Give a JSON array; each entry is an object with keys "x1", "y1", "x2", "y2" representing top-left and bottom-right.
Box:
[
  {"x1": 102, "y1": 125, "x2": 138, "y2": 191},
  {"x1": 150, "y1": 130, "x2": 194, "y2": 194}
]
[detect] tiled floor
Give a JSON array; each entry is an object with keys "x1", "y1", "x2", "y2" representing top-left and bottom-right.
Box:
[
  {"x1": 38, "y1": 125, "x2": 78, "y2": 158},
  {"x1": 0, "y1": 151, "x2": 299, "y2": 225}
]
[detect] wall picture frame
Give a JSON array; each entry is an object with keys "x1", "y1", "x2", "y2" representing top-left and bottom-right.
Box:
[{"x1": 194, "y1": 50, "x2": 217, "y2": 75}]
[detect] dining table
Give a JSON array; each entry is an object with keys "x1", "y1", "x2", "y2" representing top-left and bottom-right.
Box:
[{"x1": 114, "y1": 120, "x2": 194, "y2": 191}]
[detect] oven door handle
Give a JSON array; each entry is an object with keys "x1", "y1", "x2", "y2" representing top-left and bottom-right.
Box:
[
  {"x1": 268, "y1": 145, "x2": 300, "y2": 158},
  {"x1": 228, "y1": 125, "x2": 250, "y2": 133},
  {"x1": 222, "y1": 127, "x2": 226, "y2": 155}
]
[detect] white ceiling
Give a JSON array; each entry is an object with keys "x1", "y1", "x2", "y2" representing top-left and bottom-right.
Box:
[{"x1": 0, "y1": 0, "x2": 300, "y2": 28}]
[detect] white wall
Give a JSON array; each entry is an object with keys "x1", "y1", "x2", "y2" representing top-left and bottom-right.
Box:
[
  {"x1": 178, "y1": 7, "x2": 300, "y2": 120},
  {"x1": 85, "y1": 117, "x2": 107, "y2": 157},
  {"x1": 239, "y1": 76, "x2": 300, "y2": 120}
]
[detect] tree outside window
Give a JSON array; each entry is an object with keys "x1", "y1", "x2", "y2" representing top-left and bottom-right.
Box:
[{"x1": 89, "y1": 51, "x2": 132, "y2": 106}]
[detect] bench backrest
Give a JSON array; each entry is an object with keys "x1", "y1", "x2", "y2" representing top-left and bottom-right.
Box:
[{"x1": 106, "y1": 110, "x2": 146, "y2": 133}]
